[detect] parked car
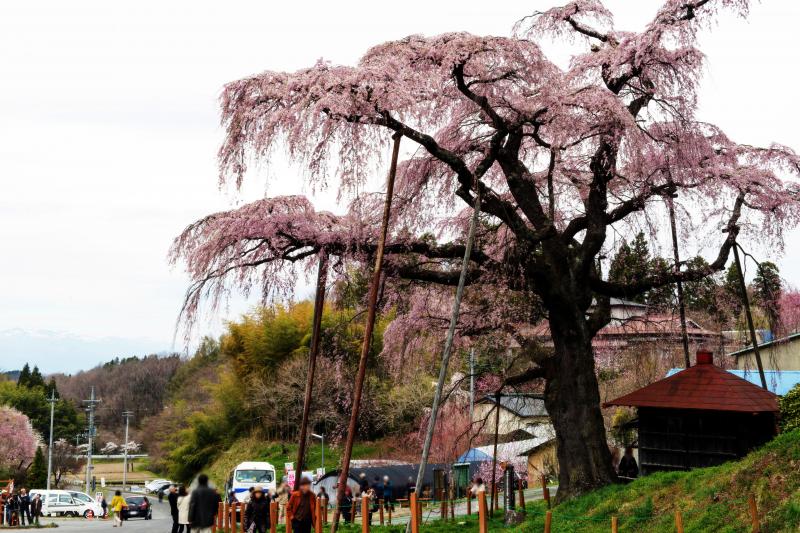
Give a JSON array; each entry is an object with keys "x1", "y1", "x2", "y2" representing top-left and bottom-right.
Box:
[
  {"x1": 30, "y1": 489, "x2": 103, "y2": 518},
  {"x1": 144, "y1": 479, "x2": 171, "y2": 493},
  {"x1": 122, "y1": 496, "x2": 152, "y2": 520}
]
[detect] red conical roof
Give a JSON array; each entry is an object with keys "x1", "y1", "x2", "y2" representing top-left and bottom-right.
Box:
[{"x1": 604, "y1": 351, "x2": 779, "y2": 413}]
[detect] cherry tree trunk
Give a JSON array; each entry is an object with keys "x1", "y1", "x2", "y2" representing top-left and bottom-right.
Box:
[{"x1": 544, "y1": 309, "x2": 616, "y2": 501}]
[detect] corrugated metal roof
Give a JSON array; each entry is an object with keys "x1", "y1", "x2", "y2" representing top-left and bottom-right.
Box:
[
  {"x1": 726, "y1": 332, "x2": 800, "y2": 357},
  {"x1": 478, "y1": 393, "x2": 548, "y2": 418},
  {"x1": 666, "y1": 368, "x2": 800, "y2": 396},
  {"x1": 604, "y1": 359, "x2": 779, "y2": 412}
]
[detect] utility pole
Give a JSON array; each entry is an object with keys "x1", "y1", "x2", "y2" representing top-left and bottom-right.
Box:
[
  {"x1": 122, "y1": 411, "x2": 134, "y2": 490},
  {"x1": 46, "y1": 390, "x2": 57, "y2": 495},
  {"x1": 83, "y1": 387, "x2": 101, "y2": 494}
]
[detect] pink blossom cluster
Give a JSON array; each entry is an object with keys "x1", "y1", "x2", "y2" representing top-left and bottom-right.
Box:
[{"x1": 0, "y1": 406, "x2": 38, "y2": 473}]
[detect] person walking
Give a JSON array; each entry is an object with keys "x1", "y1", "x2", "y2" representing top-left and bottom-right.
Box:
[
  {"x1": 100, "y1": 494, "x2": 108, "y2": 518},
  {"x1": 275, "y1": 482, "x2": 289, "y2": 524},
  {"x1": 244, "y1": 486, "x2": 270, "y2": 533},
  {"x1": 286, "y1": 478, "x2": 316, "y2": 533},
  {"x1": 357, "y1": 473, "x2": 369, "y2": 496},
  {"x1": 339, "y1": 486, "x2": 353, "y2": 523},
  {"x1": 188, "y1": 474, "x2": 219, "y2": 533},
  {"x1": 381, "y1": 476, "x2": 394, "y2": 511},
  {"x1": 110, "y1": 490, "x2": 127, "y2": 528},
  {"x1": 168, "y1": 485, "x2": 180, "y2": 533},
  {"x1": 177, "y1": 485, "x2": 191, "y2": 533}
]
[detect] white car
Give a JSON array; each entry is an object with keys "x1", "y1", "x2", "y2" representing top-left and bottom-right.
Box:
[
  {"x1": 144, "y1": 479, "x2": 172, "y2": 493},
  {"x1": 30, "y1": 489, "x2": 104, "y2": 518}
]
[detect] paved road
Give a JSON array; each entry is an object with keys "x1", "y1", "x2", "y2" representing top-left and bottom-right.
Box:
[{"x1": 41, "y1": 490, "x2": 172, "y2": 532}]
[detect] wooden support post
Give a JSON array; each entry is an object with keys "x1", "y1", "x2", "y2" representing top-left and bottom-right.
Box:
[
  {"x1": 315, "y1": 496, "x2": 323, "y2": 533},
  {"x1": 478, "y1": 491, "x2": 488, "y2": 533},
  {"x1": 493, "y1": 486, "x2": 499, "y2": 513},
  {"x1": 214, "y1": 501, "x2": 222, "y2": 532},
  {"x1": 467, "y1": 491, "x2": 472, "y2": 515},
  {"x1": 440, "y1": 495, "x2": 447, "y2": 522},
  {"x1": 544, "y1": 487, "x2": 551, "y2": 509},
  {"x1": 749, "y1": 494, "x2": 760, "y2": 533},
  {"x1": 231, "y1": 502, "x2": 237, "y2": 532},
  {"x1": 675, "y1": 511, "x2": 684, "y2": 533},
  {"x1": 362, "y1": 496, "x2": 370, "y2": 533},
  {"x1": 612, "y1": 516, "x2": 619, "y2": 533},
  {"x1": 410, "y1": 493, "x2": 420, "y2": 533},
  {"x1": 544, "y1": 510, "x2": 552, "y2": 533},
  {"x1": 379, "y1": 499, "x2": 384, "y2": 525},
  {"x1": 270, "y1": 502, "x2": 277, "y2": 533},
  {"x1": 241, "y1": 503, "x2": 246, "y2": 533},
  {"x1": 286, "y1": 509, "x2": 293, "y2": 533},
  {"x1": 323, "y1": 497, "x2": 328, "y2": 524},
  {"x1": 450, "y1": 492, "x2": 455, "y2": 520},
  {"x1": 518, "y1": 480, "x2": 525, "y2": 510}
]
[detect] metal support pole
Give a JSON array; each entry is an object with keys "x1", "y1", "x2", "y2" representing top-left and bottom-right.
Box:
[
  {"x1": 667, "y1": 196, "x2": 691, "y2": 368},
  {"x1": 469, "y1": 348, "x2": 475, "y2": 423},
  {"x1": 489, "y1": 393, "x2": 501, "y2": 517},
  {"x1": 733, "y1": 244, "x2": 768, "y2": 389},
  {"x1": 331, "y1": 133, "x2": 401, "y2": 533},
  {"x1": 83, "y1": 387, "x2": 101, "y2": 494}
]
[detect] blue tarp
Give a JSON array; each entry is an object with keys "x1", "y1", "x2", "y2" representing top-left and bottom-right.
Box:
[
  {"x1": 666, "y1": 368, "x2": 800, "y2": 396},
  {"x1": 455, "y1": 448, "x2": 492, "y2": 463}
]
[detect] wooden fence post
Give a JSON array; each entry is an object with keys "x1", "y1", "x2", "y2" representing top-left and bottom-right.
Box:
[
  {"x1": 440, "y1": 494, "x2": 447, "y2": 522},
  {"x1": 518, "y1": 480, "x2": 525, "y2": 510},
  {"x1": 467, "y1": 491, "x2": 472, "y2": 515},
  {"x1": 214, "y1": 501, "x2": 222, "y2": 532},
  {"x1": 322, "y1": 497, "x2": 328, "y2": 524},
  {"x1": 544, "y1": 487, "x2": 551, "y2": 509},
  {"x1": 231, "y1": 502, "x2": 238, "y2": 532},
  {"x1": 749, "y1": 494, "x2": 760, "y2": 533},
  {"x1": 362, "y1": 495, "x2": 370, "y2": 533},
  {"x1": 379, "y1": 498, "x2": 384, "y2": 525},
  {"x1": 315, "y1": 496, "x2": 323, "y2": 533},
  {"x1": 286, "y1": 508, "x2": 293, "y2": 533},
  {"x1": 478, "y1": 491, "x2": 488, "y2": 533},
  {"x1": 675, "y1": 511, "x2": 684, "y2": 533},
  {"x1": 241, "y1": 503, "x2": 246, "y2": 533},
  {"x1": 269, "y1": 501, "x2": 277, "y2": 533},
  {"x1": 611, "y1": 515, "x2": 618, "y2": 533},
  {"x1": 410, "y1": 493, "x2": 420, "y2": 533},
  {"x1": 544, "y1": 510, "x2": 552, "y2": 533}
]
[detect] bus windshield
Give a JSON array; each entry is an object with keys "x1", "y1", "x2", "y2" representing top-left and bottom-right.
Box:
[{"x1": 234, "y1": 470, "x2": 274, "y2": 483}]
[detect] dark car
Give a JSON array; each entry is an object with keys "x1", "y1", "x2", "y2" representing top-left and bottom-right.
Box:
[{"x1": 122, "y1": 496, "x2": 152, "y2": 520}]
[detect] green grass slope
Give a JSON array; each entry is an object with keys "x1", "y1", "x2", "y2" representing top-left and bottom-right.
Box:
[{"x1": 328, "y1": 429, "x2": 800, "y2": 533}]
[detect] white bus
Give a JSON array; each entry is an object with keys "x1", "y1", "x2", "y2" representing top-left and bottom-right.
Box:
[{"x1": 226, "y1": 461, "x2": 277, "y2": 502}]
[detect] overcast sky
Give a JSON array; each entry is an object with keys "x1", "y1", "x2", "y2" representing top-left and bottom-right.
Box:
[{"x1": 1, "y1": 1, "x2": 799, "y2": 373}]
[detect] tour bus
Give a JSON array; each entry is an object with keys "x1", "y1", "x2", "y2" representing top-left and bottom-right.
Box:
[{"x1": 226, "y1": 461, "x2": 277, "y2": 502}]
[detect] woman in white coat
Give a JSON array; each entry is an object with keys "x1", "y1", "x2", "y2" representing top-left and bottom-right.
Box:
[{"x1": 177, "y1": 485, "x2": 192, "y2": 533}]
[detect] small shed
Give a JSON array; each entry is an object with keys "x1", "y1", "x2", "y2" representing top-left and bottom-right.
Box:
[{"x1": 605, "y1": 350, "x2": 779, "y2": 475}]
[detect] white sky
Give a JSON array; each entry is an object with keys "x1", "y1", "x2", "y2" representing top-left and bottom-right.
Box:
[{"x1": 1, "y1": 0, "x2": 799, "y2": 371}]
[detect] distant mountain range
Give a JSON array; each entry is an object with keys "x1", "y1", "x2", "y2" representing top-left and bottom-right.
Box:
[{"x1": 0, "y1": 328, "x2": 172, "y2": 374}]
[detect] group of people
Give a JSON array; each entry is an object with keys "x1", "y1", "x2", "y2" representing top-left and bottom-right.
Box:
[
  {"x1": 334, "y1": 473, "x2": 399, "y2": 523},
  {"x1": 0, "y1": 488, "x2": 42, "y2": 526},
  {"x1": 169, "y1": 475, "x2": 318, "y2": 533}
]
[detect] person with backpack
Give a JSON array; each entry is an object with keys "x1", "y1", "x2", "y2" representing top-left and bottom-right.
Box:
[
  {"x1": 110, "y1": 490, "x2": 127, "y2": 527},
  {"x1": 244, "y1": 486, "x2": 270, "y2": 533}
]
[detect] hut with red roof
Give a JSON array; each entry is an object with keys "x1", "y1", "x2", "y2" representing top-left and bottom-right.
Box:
[{"x1": 604, "y1": 350, "x2": 779, "y2": 475}]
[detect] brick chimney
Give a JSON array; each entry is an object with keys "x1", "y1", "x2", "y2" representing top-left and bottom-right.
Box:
[{"x1": 696, "y1": 349, "x2": 713, "y2": 365}]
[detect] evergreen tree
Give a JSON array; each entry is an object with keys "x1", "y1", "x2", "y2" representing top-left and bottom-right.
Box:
[
  {"x1": 17, "y1": 363, "x2": 31, "y2": 388},
  {"x1": 28, "y1": 366, "x2": 46, "y2": 389},
  {"x1": 683, "y1": 256, "x2": 722, "y2": 316},
  {"x1": 46, "y1": 377, "x2": 60, "y2": 399},
  {"x1": 609, "y1": 233, "x2": 651, "y2": 304},
  {"x1": 27, "y1": 447, "x2": 47, "y2": 488},
  {"x1": 753, "y1": 261, "x2": 782, "y2": 334},
  {"x1": 646, "y1": 257, "x2": 675, "y2": 309},
  {"x1": 723, "y1": 262, "x2": 745, "y2": 318}
]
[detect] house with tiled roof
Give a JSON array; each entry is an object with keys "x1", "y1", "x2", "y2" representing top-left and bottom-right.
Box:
[{"x1": 605, "y1": 350, "x2": 779, "y2": 475}]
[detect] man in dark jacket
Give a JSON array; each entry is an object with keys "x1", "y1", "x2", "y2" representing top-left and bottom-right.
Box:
[
  {"x1": 167, "y1": 485, "x2": 180, "y2": 533},
  {"x1": 617, "y1": 447, "x2": 639, "y2": 480},
  {"x1": 244, "y1": 486, "x2": 270, "y2": 533},
  {"x1": 189, "y1": 474, "x2": 219, "y2": 533}
]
